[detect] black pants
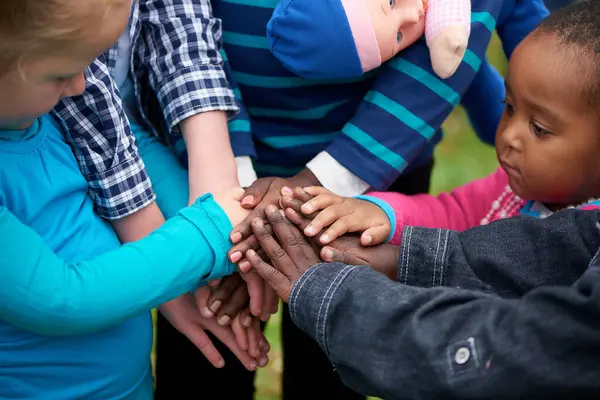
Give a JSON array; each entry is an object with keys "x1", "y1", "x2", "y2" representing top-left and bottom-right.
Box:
[{"x1": 154, "y1": 159, "x2": 434, "y2": 399}]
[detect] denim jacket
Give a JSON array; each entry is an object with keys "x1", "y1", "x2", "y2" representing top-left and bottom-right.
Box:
[{"x1": 289, "y1": 210, "x2": 600, "y2": 399}]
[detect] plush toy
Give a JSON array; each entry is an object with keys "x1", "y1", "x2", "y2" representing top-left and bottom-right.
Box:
[{"x1": 266, "y1": 0, "x2": 471, "y2": 80}]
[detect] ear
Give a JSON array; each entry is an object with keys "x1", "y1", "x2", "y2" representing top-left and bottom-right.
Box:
[{"x1": 425, "y1": 0, "x2": 471, "y2": 79}]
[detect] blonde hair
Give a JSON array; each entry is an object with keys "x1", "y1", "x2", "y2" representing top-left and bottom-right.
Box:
[{"x1": 0, "y1": 0, "x2": 115, "y2": 74}]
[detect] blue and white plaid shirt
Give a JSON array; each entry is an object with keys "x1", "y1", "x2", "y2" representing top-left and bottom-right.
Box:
[{"x1": 54, "y1": 0, "x2": 238, "y2": 220}]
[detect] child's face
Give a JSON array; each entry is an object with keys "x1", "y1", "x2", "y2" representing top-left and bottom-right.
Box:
[
  {"x1": 365, "y1": 0, "x2": 426, "y2": 62},
  {"x1": 495, "y1": 34, "x2": 600, "y2": 207},
  {"x1": 0, "y1": 0, "x2": 131, "y2": 130}
]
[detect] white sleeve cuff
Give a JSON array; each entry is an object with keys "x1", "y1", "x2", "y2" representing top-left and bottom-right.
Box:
[
  {"x1": 306, "y1": 152, "x2": 370, "y2": 197},
  {"x1": 235, "y1": 156, "x2": 258, "y2": 188}
]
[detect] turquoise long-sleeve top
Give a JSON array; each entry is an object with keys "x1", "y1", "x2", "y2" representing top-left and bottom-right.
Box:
[{"x1": 0, "y1": 114, "x2": 235, "y2": 399}]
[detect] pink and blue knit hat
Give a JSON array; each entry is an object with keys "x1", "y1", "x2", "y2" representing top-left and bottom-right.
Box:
[{"x1": 266, "y1": 0, "x2": 382, "y2": 80}]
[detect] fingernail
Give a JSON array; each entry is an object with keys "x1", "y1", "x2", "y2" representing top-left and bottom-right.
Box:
[
  {"x1": 305, "y1": 226, "x2": 315, "y2": 235},
  {"x1": 209, "y1": 300, "x2": 222, "y2": 313},
  {"x1": 320, "y1": 234, "x2": 329, "y2": 243},
  {"x1": 243, "y1": 316, "x2": 253, "y2": 327},
  {"x1": 216, "y1": 359, "x2": 225, "y2": 368},
  {"x1": 201, "y1": 307, "x2": 214, "y2": 318},
  {"x1": 363, "y1": 235, "x2": 373, "y2": 245},
  {"x1": 301, "y1": 204, "x2": 312, "y2": 213},
  {"x1": 250, "y1": 362, "x2": 257, "y2": 371},
  {"x1": 266, "y1": 204, "x2": 278, "y2": 213},
  {"x1": 281, "y1": 186, "x2": 293, "y2": 195},
  {"x1": 253, "y1": 218, "x2": 264, "y2": 227},
  {"x1": 279, "y1": 209, "x2": 286, "y2": 217},
  {"x1": 259, "y1": 357, "x2": 269, "y2": 367},
  {"x1": 322, "y1": 248, "x2": 333, "y2": 260},
  {"x1": 230, "y1": 232, "x2": 242, "y2": 243},
  {"x1": 239, "y1": 261, "x2": 250, "y2": 271},
  {"x1": 218, "y1": 315, "x2": 231, "y2": 325},
  {"x1": 242, "y1": 195, "x2": 254, "y2": 205},
  {"x1": 230, "y1": 251, "x2": 242, "y2": 263}
]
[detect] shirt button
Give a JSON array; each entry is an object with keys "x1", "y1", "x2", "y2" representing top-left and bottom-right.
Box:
[{"x1": 454, "y1": 347, "x2": 471, "y2": 365}]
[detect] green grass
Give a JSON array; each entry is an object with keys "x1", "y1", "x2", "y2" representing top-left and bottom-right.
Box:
[{"x1": 153, "y1": 34, "x2": 508, "y2": 400}]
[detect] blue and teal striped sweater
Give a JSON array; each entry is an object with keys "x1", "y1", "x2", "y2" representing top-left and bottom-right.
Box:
[{"x1": 213, "y1": 0, "x2": 548, "y2": 190}]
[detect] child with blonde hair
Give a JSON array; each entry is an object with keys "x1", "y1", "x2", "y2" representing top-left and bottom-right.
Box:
[{"x1": 0, "y1": 0, "x2": 267, "y2": 398}]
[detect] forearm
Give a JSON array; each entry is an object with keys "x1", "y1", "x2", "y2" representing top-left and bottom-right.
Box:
[
  {"x1": 290, "y1": 261, "x2": 600, "y2": 399},
  {"x1": 181, "y1": 111, "x2": 239, "y2": 200},
  {"x1": 0, "y1": 195, "x2": 234, "y2": 336},
  {"x1": 398, "y1": 210, "x2": 600, "y2": 296},
  {"x1": 111, "y1": 201, "x2": 165, "y2": 243}
]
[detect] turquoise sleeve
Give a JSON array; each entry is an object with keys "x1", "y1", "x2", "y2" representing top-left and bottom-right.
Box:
[
  {"x1": 0, "y1": 195, "x2": 235, "y2": 336},
  {"x1": 354, "y1": 195, "x2": 396, "y2": 243}
]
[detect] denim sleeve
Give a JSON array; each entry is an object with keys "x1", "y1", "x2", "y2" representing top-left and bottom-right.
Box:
[
  {"x1": 289, "y1": 255, "x2": 600, "y2": 399},
  {"x1": 0, "y1": 195, "x2": 235, "y2": 336},
  {"x1": 398, "y1": 210, "x2": 600, "y2": 297}
]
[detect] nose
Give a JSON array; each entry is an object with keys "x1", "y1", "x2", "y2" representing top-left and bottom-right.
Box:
[
  {"x1": 498, "y1": 120, "x2": 523, "y2": 154},
  {"x1": 396, "y1": 6, "x2": 424, "y2": 28},
  {"x1": 62, "y1": 73, "x2": 86, "y2": 97}
]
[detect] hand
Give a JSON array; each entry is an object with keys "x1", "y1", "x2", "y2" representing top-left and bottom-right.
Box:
[
  {"x1": 230, "y1": 169, "x2": 319, "y2": 244},
  {"x1": 244, "y1": 205, "x2": 322, "y2": 303},
  {"x1": 288, "y1": 186, "x2": 391, "y2": 246},
  {"x1": 159, "y1": 294, "x2": 269, "y2": 371},
  {"x1": 213, "y1": 187, "x2": 250, "y2": 227}
]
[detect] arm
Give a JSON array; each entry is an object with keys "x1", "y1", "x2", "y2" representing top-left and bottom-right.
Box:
[
  {"x1": 0, "y1": 195, "x2": 235, "y2": 336},
  {"x1": 312, "y1": 6, "x2": 500, "y2": 193},
  {"x1": 290, "y1": 257, "x2": 600, "y2": 399},
  {"x1": 136, "y1": 0, "x2": 240, "y2": 197},
  {"x1": 54, "y1": 58, "x2": 155, "y2": 220},
  {"x1": 367, "y1": 168, "x2": 509, "y2": 243}
]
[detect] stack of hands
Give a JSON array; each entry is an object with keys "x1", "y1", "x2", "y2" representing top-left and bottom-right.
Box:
[{"x1": 172, "y1": 177, "x2": 401, "y2": 373}]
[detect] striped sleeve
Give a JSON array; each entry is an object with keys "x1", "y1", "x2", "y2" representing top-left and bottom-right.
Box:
[
  {"x1": 223, "y1": 51, "x2": 256, "y2": 158},
  {"x1": 323, "y1": 11, "x2": 498, "y2": 190}
]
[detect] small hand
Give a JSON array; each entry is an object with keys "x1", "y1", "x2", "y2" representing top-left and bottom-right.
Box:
[
  {"x1": 159, "y1": 294, "x2": 269, "y2": 371},
  {"x1": 287, "y1": 186, "x2": 391, "y2": 246},
  {"x1": 245, "y1": 205, "x2": 321, "y2": 303},
  {"x1": 230, "y1": 170, "x2": 319, "y2": 244},
  {"x1": 213, "y1": 187, "x2": 251, "y2": 227}
]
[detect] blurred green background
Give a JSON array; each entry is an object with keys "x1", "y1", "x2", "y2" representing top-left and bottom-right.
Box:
[{"x1": 252, "y1": 33, "x2": 507, "y2": 400}]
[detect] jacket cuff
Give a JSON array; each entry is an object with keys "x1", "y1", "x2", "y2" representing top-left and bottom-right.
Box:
[
  {"x1": 398, "y1": 226, "x2": 450, "y2": 287},
  {"x1": 156, "y1": 64, "x2": 239, "y2": 134},
  {"x1": 288, "y1": 263, "x2": 361, "y2": 357}
]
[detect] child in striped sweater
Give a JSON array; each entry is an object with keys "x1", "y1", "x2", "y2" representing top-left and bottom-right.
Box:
[{"x1": 278, "y1": 1, "x2": 600, "y2": 250}]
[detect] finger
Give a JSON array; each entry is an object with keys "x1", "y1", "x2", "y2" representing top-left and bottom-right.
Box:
[
  {"x1": 246, "y1": 249, "x2": 293, "y2": 302},
  {"x1": 304, "y1": 204, "x2": 352, "y2": 238},
  {"x1": 263, "y1": 283, "x2": 279, "y2": 320},
  {"x1": 229, "y1": 233, "x2": 260, "y2": 264},
  {"x1": 208, "y1": 274, "x2": 243, "y2": 315},
  {"x1": 247, "y1": 317, "x2": 260, "y2": 359},
  {"x1": 194, "y1": 286, "x2": 215, "y2": 318},
  {"x1": 303, "y1": 186, "x2": 333, "y2": 196},
  {"x1": 280, "y1": 195, "x2": 306, "y2": 215},
  {"x1": 300, "y1": 193, "x2": 343, "y2": 216},
  {"x1": 208, "y1": 279, "x2": 221, "y2": 288},
  {"x1": 320, "y1": 246, "x2": 364, "y2": 265},
  {"x1": 240, "y1": 270, "x2": 264, "y2": 317},
  {"x1": 240, "y1": 179, "x2": 272, "y2": 208},
  {"x1": 319, "y1": 215, "x2": 360, "y2": 245},
  {"x1": 217, "y1": 284, "x2": 250, "y2": 326},
  {"x1": 238, "y1": 307, "x2": 254, "y2": 328},
  {"x1": 265, "y1": 205, "x2": 321, "y2": 268},
  {"x1": 292, "y1": 186, "x2": 315, "y2": 203},
  {"x1": 250, "y1": 216, "x2": 298, "y2": 276},
  {"x1": 284, "y1": 208, "x2": 312, "y2": 231},
  {"x1": 361, "y1": 225, "x2": 390, "y2": 246},
  {"x1": 231, "y1": 314, "x2": 249, "y2": 352},
  {"x1": 230, "y1": 208, "x2": 264, "y2": 243},
  {"x1": 185, "y1": 326, "x2": 226, "y2": 368}
]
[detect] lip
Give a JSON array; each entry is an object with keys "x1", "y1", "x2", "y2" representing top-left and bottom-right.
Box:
[{"x1": 499, "y1": 159, "x2": 519, "y2": 177}]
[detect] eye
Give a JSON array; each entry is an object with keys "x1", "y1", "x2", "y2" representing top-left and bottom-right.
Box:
[
  {"x1": 502, "y1": 99, "x2": 514, "y2": 115},
  {"x1": 530, "y1": 121, "x2": 551, "y2": 138},
  {"x1": 389, "y1": 0, "x2": 395, "y2": 6},
  {"x1": 397, "y1": 31, "x2": 403, "y2": 43}
]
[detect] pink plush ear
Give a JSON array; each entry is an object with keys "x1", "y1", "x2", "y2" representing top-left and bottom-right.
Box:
[{"x1": 425, "y1": 0, "x2": 471, "y2": 79}]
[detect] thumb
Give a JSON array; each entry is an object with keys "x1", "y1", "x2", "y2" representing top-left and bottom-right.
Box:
[
  {"x1": 241, "y1": 179, "x2": 271, "y2": 208},
  {"x1": 321, "y1": 246, "x2": 365, "y2": 266}
]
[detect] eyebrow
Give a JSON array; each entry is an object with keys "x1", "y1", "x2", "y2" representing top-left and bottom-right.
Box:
[{"x1": 505, "y1": 78, "x2": 562, "y2": 122}]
